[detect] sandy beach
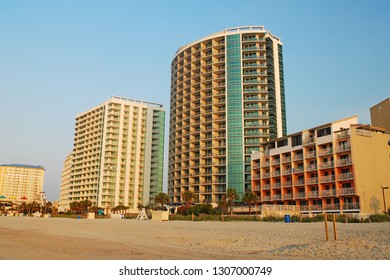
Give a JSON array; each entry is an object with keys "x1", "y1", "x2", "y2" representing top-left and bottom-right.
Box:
[{"x1": 0, "y1": 216, "x2": 389, "y2": 260}]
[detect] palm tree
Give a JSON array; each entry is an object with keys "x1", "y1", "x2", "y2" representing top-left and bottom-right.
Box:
[
  {"x1": 30, "y1": 201, "x2": 40, "y2": 213},
  {"x1": 242, "y1": 191, "x2": 258, "y2": 215},
  {"x1": 217, "y1": 197, "x2": 228, "y2": 215},
  {"x1": 19, "y1": 202, "x2": 27, "y2": 214},
  {"x1": 80, "y1": 200, "x2": 92, "y2": 214},
  {"x1": 154, "y1": 192, "x2": 170, "y2": 210},
  {"x1": 70, "y1": 201, "x2": 81, "y2": 214},
  {"x1": 112, "y1": 204, "x2": 129, "y2": 214},
  {"x1": 181, "y1": 190, "x2": 196, "y2": 209},
  {"x1": 226, "y1": 188, "x2": 239, "y2": 216},
  {"x1": 43, "y1": 201, "x2": 53, "y2": 214}
]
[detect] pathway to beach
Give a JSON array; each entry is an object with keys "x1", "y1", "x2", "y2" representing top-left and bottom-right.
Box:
[{"x1": 0, "y1": 216, "x2": 389, "y2": 260}]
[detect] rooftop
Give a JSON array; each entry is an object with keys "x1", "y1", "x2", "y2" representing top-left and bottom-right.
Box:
[{"x1": 0, "y1": 164, "x2": 45, "y2": 169}]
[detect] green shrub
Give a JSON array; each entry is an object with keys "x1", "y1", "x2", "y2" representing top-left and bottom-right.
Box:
[
  {"x1": 364, "y1": 213, "x2": 390, "y2": 223},
  {"x1": 261, "y1": 215, "x2": 284, "y2": 222}
]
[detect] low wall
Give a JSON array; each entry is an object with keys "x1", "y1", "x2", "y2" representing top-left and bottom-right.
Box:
[{"x1": 261, "y1": 205, "x2": 300, "y2": 218}]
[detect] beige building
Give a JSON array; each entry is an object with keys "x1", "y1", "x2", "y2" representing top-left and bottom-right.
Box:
[
  {"x1": 169, "y1": 26, "x2": 287, "y2": 204},
  {"x1": 0, "y1": 164, "x2": 45, "y2": 203},
  {"x1": 370, "y1": 97, "x2": 390, "y2": 133},
  {"x1": 66, "y1": 96, "x2": 165, "y2": 212},
  {"x1": 251, "y1": 116, "x2": 390, "y2": 216},
  {"x1": 58, "y1": 153, "x2": 72, "y2": 212}
]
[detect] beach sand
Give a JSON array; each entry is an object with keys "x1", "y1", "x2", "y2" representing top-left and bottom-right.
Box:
[{"x1": 0, "y1": 216, "x2": 389, "y2": 260}]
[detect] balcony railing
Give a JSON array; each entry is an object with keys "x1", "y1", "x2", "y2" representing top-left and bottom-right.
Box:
[
  {"x1": 318, "y1": 148, "x2": 333, "y2": 156},
  {"x1": 273, "y1": 194, "x2": 282, "y2": 200},
  {"x1": 281, "y1": 157, "x2": 291, "y2": 163},
  {"x1": 337, "y1": 158, "x2": 352, "y2": 166},
  {"x1": 306, "y1": 164, "x2": 317, "y2": 171},
  {"x1": 323, "y1": 204, "x2": 340, "y2": 211},
  {"x1": 337, "y1": 187, "x2": 356, "y2": 196},
  {"x1": 260, "y1": 162, "x2": 270, "y2": 167},
  {"x1": 336, "y1": 143, "x2": 351, "y2": 152},
  {"x1": 342, "y1": 202, "x2": 360, "y2": 210},
  {"x1": 319, "y1": 162, "x2": 334, "y2": 169},
  {"x1": 319, "y1": 175, "x2": 335, "y2": 183},
  {"x1": 293, "y1": 167, "x2": 304, "y2": 173},
  {"x1": 282, "y1": 169, "x2": 292, "y2": 175},
  {"x1": 282, "y1": 181, "x2": 293, "y2": 187},
  {"x1": 306, "y1": 177, "x2": 318, "y2": 185},
  {"x1": 321, "y1": 189, "x2": 337, "y2": 197},
  {"x1": 337, "y1": 130, "x2": 350, "y2": 139},
  {"x1": 294, "y1": 192, "x2": 306, "y2": 199},
  {"x1": 293, "y1": 154, "x2": 304, "y2": 161},
  {"x1": 262, "y1": 195, "x2": 271, "y2": 201},
  {"x1": 294, "y1": 179, "x2": 305, "y2": 186},
  {"x1": 303, "y1": 137, "x2": 315, "y2": 145},
  {"x1": 305, "y1": 151, "x2": 317, "y2": 158},
  {"x1": 337, "y1": 173, "x2": 354, "y2": 181},
  {"x1": 307, "y1": 191, "x2": 320, "y2": 198},
  {"x1": 262, "y1": 184, "x2": 271, "y2": 190}
]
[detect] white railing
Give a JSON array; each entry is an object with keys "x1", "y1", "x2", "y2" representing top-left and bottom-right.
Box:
[
  {"x1": 337, "y1": 173, "x2": 354, "y2": 181},
  {"x1": 321, "y1": 189, "x2": 337, "y2": 197},
  {"x1": 337, "y1": 187, "x2": 356, "y2": 196},
  {"x1": 319, "y1": 175, "x2": 335, "y2": 183}
]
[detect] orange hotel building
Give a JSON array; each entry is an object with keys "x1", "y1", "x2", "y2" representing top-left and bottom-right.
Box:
[{"x1": 251, "y1": 116, "x2": 390, "y2": 216}]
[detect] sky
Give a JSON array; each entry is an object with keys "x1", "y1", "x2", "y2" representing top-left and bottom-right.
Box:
[{"x1": 0, "y1": 0, "x2": 389, "y2": 202}]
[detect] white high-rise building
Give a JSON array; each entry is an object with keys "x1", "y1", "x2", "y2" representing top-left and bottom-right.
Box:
[
  {"x1": 0, "y1": 164, "x2": 45, "y2": 203},
  {"x1": 58, "y1": 153, "x2": 72, "y2": 212},
  {"x1": 66, "y1": 96, "x2": 165, "y2": 212}
]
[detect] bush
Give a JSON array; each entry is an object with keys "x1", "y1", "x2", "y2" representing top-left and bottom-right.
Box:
[
  {"x1": 364, "y1": 213, "x2": 390, "y2": 223},
  {"x1": 261, "y1": 215, "x2": 284, "y2": 222}
]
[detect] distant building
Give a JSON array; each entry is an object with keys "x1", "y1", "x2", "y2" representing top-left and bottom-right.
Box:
[
  {"x1": 66, "y1": 96, "x2": 165, "y2": 212},
  {"x1": 251, "y1": 116, "x2": 390, "y2": 216},
  {"x1": 370, "y1": 97, "x2": 390, "y2": 133},
  {"x1": 58, "y1": 153, "x2": 72, "y2": 212},
  {"x1": 0, "y1": 164, "x2": 45, "y2": 203},
  {"x1": 169, "y1": 26, "x2": 287, "y2": 204}
]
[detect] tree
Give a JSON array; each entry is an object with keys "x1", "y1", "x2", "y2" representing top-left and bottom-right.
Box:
[
  {"x1": 19, "y1": 202, "x2": 27, "y2": 214},
  {"x1": 70, "y1": 201, "x2": 81, "y2": 213},
  {"x1": 154, "y1": 192, "x2": 170, "y2": 210},
  {"x1": 43, "y1": 201, "x2": 53, "y2": 214},
  {"x1": 28, "y1": 201, "x2": 40, "y2": 213},
  {"x1": 226, "y1": 188, "x2": 239, "y2": 216},
  {"x1": 242, "y1": 191, "x2": 258, "y2": 215},
  {"x1": 217, "y1": 197, "x2": 228, "y2": 215},
  {"x1": 80, "y1": 200, "x2": 92, "y2": 214},
  {"x1": 112, "y1": 204, "x2": 129, "y2": 214},
  {"x1": 181, "y1": 190, "x2": 196, "y2": 209}
]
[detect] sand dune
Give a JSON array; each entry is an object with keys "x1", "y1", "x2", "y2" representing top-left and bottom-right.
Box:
[{"x1": 0, "y1": 216, "x2": 389, "y2": 260}]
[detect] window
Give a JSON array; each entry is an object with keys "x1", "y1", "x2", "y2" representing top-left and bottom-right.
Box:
[
  {"x1": 317, "y1": 127, "x2": 331, "y2": 137},
  {"x1": 277, "y1": 139, "x2": 288, "y2": 148},
  {"x1": 291, "y1": 134, "x2": 302, "y2": 147}
]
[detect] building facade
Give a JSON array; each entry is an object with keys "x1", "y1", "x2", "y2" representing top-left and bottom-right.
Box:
[
  {"x1": 58, "y1": 153, "x2": 72, "y2": 212},
  {"x1": 0, "y1": 164, "x2": 45, "y2": 203},
  {"x1": 169, "y1": 26, "x2": 287, "y2": 204},
  {"x1": 370, "y1": 97, "x2": 390, "y2": 133},
  {"x1": 68, "y1": 96, "x2": 165, "y2": 212},
  {"x1": 251, "y1": 116, "x2": 390, "y2": 216}
]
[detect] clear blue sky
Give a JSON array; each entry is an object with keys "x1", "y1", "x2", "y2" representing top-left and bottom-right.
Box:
[{"x1": 1, "y1": 0, "x2": 389, "y2": 201}]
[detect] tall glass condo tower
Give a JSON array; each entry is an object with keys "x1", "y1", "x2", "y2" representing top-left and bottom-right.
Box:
[{"x1": 168, "y1": 26, "x2": 286, "y2": 204}]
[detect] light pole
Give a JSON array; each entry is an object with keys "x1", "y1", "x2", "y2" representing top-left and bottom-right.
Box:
[{"x1": 381, "y1": 186, "x2": 389, "y2": 214}]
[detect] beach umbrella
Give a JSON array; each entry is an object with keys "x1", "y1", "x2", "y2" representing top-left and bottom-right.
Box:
[
  {"x1": 0, "y1": 195, "x2": 6, "y2": 199},
  {"x1": 21, "y1": 196, "x2": 27, "y2": 200}
]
